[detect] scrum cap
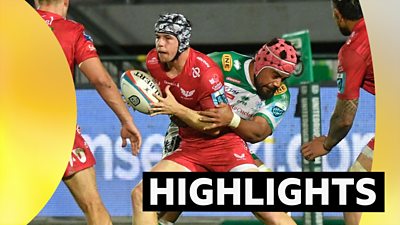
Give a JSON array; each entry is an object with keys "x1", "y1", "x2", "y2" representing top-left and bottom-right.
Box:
[
  {"x1": 254, "y1": 38, "x2": 298, "y2": 76},
  {"x1": 155, "y1": 13, "x2": 192, "y2": 53}
]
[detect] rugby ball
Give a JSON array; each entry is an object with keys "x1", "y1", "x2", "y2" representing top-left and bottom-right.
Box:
[{"x1": 120, "y1": 70, "x2": 161, "y2": 114}]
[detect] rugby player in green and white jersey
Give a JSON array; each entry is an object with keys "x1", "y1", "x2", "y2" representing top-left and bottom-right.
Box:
[
  {"x1": 161, "y1": 38, "x2": 297, "y2": 171},
  {"x1": 154, "y1": 38, "x2": 301, "y2": 225}
]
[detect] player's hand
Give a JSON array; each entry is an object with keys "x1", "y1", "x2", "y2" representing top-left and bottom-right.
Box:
[
  {"x1": 301, "y1": 136, "x2": 329, "y2": 161},
  {"x1": 198, "y1": 103, "x2": 233, "y2": 130},
  {"x1": 150, "y1": 85, "x2": 179, "y2": 116},
  {"x1": 121, "y1": 121, "x2": 142, "y2": 156}
]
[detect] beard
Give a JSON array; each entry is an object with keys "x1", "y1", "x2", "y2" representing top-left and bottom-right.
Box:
[
  {"x1": 338, "y1": 25, "x2": 352, "y2": 36},
  {"x1": 254, "y1": 79, "x2": 277, "y2": 100}
]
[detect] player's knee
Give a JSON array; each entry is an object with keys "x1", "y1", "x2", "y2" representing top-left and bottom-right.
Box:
[
  {"x1": 131, "y1": 183, "x2": 143, "y2": 206},
  {"x1": 255, "y1": 212, "x2": 290, "y2": 225},
  {"x1": 78, "y1": 196, "x2": 107, "y2": 216}
]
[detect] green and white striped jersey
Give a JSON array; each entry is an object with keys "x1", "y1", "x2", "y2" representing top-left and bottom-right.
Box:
[{"x1": 208, "y1": 51, "x2": 290, "y2": 131}]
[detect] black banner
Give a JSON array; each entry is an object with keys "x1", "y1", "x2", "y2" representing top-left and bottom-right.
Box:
[{"x1": 142, "y1": 172, "x2": 384, "y2": 212}]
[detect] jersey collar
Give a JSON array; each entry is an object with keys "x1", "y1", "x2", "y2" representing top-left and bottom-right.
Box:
[{"x1": 244, "y1": 59, "x2": 256, "y2": 91}]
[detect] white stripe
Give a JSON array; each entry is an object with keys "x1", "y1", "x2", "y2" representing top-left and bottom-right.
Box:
[
  {"x1": 361, "y1": 145, "x2": 374, "y2": 159},
  {"x1": 264, "y1": 45, "x2": 296, "y2": 65},
  {"x1": 229, "y1": 164, "x2": 258, "y2": 172}
]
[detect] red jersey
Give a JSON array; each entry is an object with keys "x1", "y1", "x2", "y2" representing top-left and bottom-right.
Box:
[
  {"x1": 38, "y1": 10, "x2": 98, "y2": 177},
  {"x1": 337, "y1": 19, "x2": 374, "y2": 100},
  {"x1": 37, "y1": 10, "x2": 98, "y2": 76},
  {"x1": 146, "y1": 48, "x2": 240, "y2": 146}
]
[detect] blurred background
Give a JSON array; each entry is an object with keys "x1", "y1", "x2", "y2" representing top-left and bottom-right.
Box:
[{"x1": 26, "y1": 1, "x2": 375, "y2": 225}]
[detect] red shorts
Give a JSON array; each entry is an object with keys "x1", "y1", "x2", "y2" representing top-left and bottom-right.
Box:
[
  {"x1": 164, "y1": 138, "x2": 256, "y2": 172},
  {"x1": 63, "y1": 125, "x2": 96, "y2": 178}
]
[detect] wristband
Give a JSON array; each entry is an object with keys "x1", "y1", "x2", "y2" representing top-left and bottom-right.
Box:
[{"x1": 228, "y1": 112, "x2": 241, "y2": 129}]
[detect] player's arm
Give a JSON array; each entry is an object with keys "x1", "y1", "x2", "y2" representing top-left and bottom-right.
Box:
[
  {"x1": 324, "y1": 98, "x2": 359, "y2": 150},
  {"x1": 231, "y1": 115, "x2": 272, "y2": 143},
  {"x1": 79, "y1": 57, "x2": 142, "y2": 155},
  {"x1": 150, "y1": 85, "x2": 221, "y2": 136},
  {"x1": 301, "y1": 48, "x2": 365, "y2": 160},
  {"x1": 321, "y1": 47, "x2": 366, "y2": 151},
  {"x1": 198, "y1": 103, "x2": 272, "y2": 143}
]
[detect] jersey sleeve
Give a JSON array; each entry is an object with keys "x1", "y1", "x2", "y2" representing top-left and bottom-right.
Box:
[
  {"x1": 197, "y1": 66, "x2": 228, "y2": 110},
  {"x1": 254, "y1": 85, "x2": 290, "y2": 131},
  {"x1": 74, "y1": 25, "x2": 98, "y2": 65},
  {"x1": 337, "y1": 47, "x2": 367, "y2": 100}
]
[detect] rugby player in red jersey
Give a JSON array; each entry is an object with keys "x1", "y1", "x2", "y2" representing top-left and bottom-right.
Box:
[
  {"x1": 301, "y1": 1, "x2": 374, "y2": 224},
  {"x1": 131, "y1": 13, "x2": 296, "y2": 225},
  {"x1": 35, "y1": 0, "x2": 142, "y2": 224},
  {"x1": 154, "y1": 37, "x2": 300, "y2": 225}
]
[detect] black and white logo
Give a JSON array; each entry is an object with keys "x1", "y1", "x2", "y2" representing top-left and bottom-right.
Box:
[{"x1": 128, "y1": 95, "x2": 140, "y2": 106}]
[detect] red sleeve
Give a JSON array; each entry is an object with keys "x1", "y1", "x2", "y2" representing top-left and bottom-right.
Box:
[
  {"x1": 74, "y1": 25, "x2": 98, "y2": 65},
  {"x1": 337, "y1": 47, "x2": 367, "y2": 100},
  {"x1": 197, "y1": 66, "x2": 228, "y2": 110}
]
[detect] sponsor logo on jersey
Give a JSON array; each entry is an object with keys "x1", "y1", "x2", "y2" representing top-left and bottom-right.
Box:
[
  {"x1": 88, "y1": 44, "x2": 96, "y2": 51},
  {"x1": 211, "y1": 86, "x2": 228, "y2": 106},
  {"x1": 69, "y1": 148, "x2": 87, "y2": 167},
  {"x1": 234, "y1": 60, "x2": 241, "y2": 70},
  {"x1": 226, "y1": 77, "x2": 241, "y2": 84},
  {"x1": 180, "y1": 88, "x2": 196, "y2": 98},
  {"x1": 274, "y1": 84, "x2": 288, "y2": 96},
  {"x1": 232, "y1": 105, "x2": 253, "y2": 120},
  {"x1": 225, "y1": 86, "x2": 240, "y2": 95},
  {"x1": 44, "y1": 16, "x2": 54, "y2": 26},
  {"x1": 209, "y1": 74, "x2": 220, "y2": 85},
  {"x1": 233, "y1": 153, "x2": 246, "y2": 160},
  {"x1": 337, "y1": 72, "x2": 346, "y2": 94},
  {"x1": 225, "y1": 92, "x2": 234, "y2": 100},
  {"x1": 212, "y1": 82, "x2": 223, "y2": 91},
  {"x1": 164, "y1": 80, "x2": 180, "y2": 88},
  {"x1": 236, "y1": 96, "x2": 250, "y2": 106},
  {"x1": 196, "y1": 56, "x2": 210, "y2": 68},
  {"x1": 148, "y1": 57, "x2": 159, "y2": 65},
  {"x1": 271, "y1": 106, "x2": 285, "y2": 117},
  {"x1": 83, "y1": 31, "x2": 94, "y2": 42},
  {"x1": 222, "y1": 54, "x2": 232, "y2": 72},
  {"x1": 192, "y1": 67, "x2": 201, "y2": 78}
]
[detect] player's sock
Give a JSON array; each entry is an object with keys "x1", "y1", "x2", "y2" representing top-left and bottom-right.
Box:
[
  {"x1": 257, "y1": 164, "x2": 291, "y2": 216},
  {"x1": 159, "y1": 219, "x2": 174, "y2": 225},
  {"x1": 258, "y1": 164, "x2": 272, "y2": 172}
]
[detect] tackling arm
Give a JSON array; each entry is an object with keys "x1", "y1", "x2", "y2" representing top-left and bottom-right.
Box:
[
  {"x1": 150, "y1": 85, "x2": 221, "y2": 136},
  {"x1": 198, "y1": 103, "x2": 272, "y2": 143},
  {"x1": 233, "y1": 116, "x2": 272, "y2": 143}
]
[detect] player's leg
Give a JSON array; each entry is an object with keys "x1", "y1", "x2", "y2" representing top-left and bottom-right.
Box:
[
  {"x1": 252, "y1": 212, "x2": 297, "y2": 225},
  {"x1": 158, "y1": 211, "x2": 182, "y2": 225},
  {"x1": 63, "y1": 126, "x2": 112, "y2": 225},
  {"x1": 227, "y1": 147, "x2": 296, "y2": 225},
  {"x1": 344, "y1": 138, "x2": 374, "y2": 225},
  {"x1": 157, "y1": 122, "x2": 184, "y2": 225},
  {"x1": 64, "y1": 167, "x2": 112, "y2": 225},
  {"x1": 131, "y1": 159, "x2": 192, "y2": 225},
  {"x1": 234, "y1": 167, "x2": 296, "y2": 225},
  {"x1": 231, "y1": 151, "x2": 295, "y2": 225},
  {"x1": 235, "y1": 168, "x2": 297, "y2": 225},
  {"x1": 251, "y1": 152, "x2": 272, "y2": 172}
]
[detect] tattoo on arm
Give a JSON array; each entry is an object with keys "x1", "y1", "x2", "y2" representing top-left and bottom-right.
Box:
[{"x1": 324, "y1": 98, "x2": 359, "y2": 149}]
